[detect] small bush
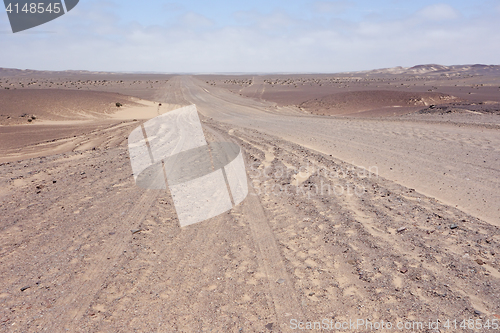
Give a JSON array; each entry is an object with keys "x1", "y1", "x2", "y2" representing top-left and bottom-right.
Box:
[{"x1": 116, "y1": 102, "x2": 123, "y2": 107}]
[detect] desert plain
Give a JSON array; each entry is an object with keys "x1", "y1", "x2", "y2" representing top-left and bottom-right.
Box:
[{"x1": 1, "y1": 65, "x2": 500, "y2": 332}]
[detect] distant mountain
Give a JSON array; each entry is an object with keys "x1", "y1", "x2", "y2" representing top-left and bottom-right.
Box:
[
  {"x1": 356, "y1": 64, "x2": 500, "y2": 76},
  {"x1": 406, "y1": 64, "x2": 450, "y2": 73},
  {"x1": 0, "y1": 68, "x2": 41, "y2": 76}
]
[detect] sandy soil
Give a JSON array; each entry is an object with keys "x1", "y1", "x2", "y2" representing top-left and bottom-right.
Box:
[
  {"x1": 0, "y1": 89, "x2": 147, "y2": 126},
  {"x1": 0, "y1": 90, "x2": 179, "y2": 163},
  {"x1": 199, "y1": 67, "x2": 500, "y2": 117},
  {"x1": 1, "y1": 67, "x2": 500, "y2": 332},
  {"x1": 298, "y1": 90, "x2": 459, "y2": 116}
]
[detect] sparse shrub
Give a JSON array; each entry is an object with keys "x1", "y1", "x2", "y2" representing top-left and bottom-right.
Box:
[
  {"x1": 116, "y1": 102, "x2": 123, "y2": 107},
  {"x1": 27, "y1": 118, "x2": 32, "y2": 122}
]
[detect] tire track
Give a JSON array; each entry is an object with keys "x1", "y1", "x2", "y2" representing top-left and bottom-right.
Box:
[
  {"x1": 203, "y1": 123, "x2": 304, "y2": 332},
  {"x1": 44, "y1": 189, "x2": 160, "y2": 331}
]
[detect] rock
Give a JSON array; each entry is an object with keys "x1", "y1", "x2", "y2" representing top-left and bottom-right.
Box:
[
  {"x1": 450, "y1": 224, "x2": 458, "y2": 229},
  {"x1": 20, "y1": 286, "x2": 30, "y2": 292},
  {"x1": 400, "y1": 267, "x2": 408, "y2": 274},
  {"x1": 131, "y1": 229, "x2": 143, "y2": 234},
  {"x1": 397, "y1": 227, "x2": 406, "y2": 233},
  {"x1": 276, "y1": 278, "x2": 285, "y2": 284},
  {"x1": 474, "y1": 310, "x2": 482, "y2": 316},
  {"x1": 265, "y1": 323, "x2": 273, "y2": 331},
  {"x1": 475, "y1": 259, "x2": 486, "y2": 265}
]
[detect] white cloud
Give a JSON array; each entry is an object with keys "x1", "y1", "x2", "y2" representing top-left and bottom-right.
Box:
[
  {"x1": 180, "y1": 12, "x2": 214, "y2": 29},
  {"x1": 417, "y1": 4, "x2": 460, "y2": 21}
]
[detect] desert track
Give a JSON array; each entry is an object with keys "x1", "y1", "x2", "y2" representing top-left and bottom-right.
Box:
[
  {"x1": 171, "y1": 76, "x2": 500, "y2": 226},
  {"x1": 0, "y1": 75, "x2": 499, "y2": 332}
]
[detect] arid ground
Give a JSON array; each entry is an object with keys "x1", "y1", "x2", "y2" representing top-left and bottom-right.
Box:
[{"x1": 1, "y1": 65, "x2": 500, "y2": 332}]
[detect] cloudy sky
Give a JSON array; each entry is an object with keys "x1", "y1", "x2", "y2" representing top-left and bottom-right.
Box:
[{"x1": 1, "y1": 0, "x2": 499, "y2": 73}]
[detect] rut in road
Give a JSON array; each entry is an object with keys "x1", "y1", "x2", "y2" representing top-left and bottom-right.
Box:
[{"x1": 203, "y1": 123, "x2": 305, "y2": 332}]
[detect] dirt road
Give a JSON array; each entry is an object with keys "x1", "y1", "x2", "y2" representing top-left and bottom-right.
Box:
[
  {"x1": 161, "y1": 76, "x2": 500, "y2": 227},
  {"x1": 1, "y1": 76, "x2": 499, "y2": 332}
]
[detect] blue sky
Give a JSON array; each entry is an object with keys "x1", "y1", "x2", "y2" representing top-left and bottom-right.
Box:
[{"x1": 1, "y1": 0, "x2": 499, "y2": 72}]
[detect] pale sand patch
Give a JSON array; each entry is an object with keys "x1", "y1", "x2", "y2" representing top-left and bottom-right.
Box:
[
  {"x1": 110, "y1": 100, "x2": 185, "y2": 120},
  {"x1": 293, "y1": 167, "x2": 312, "y2": 186},
  {"x1": 17, "y1": 99, "x2": 177, "y2": 125},
  {"x1": 32, "y1": 119, "x2": 96, "y2": 126}
]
